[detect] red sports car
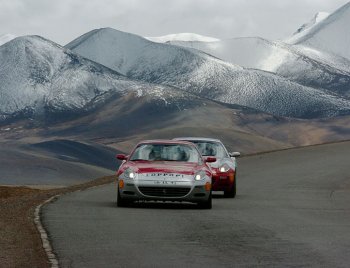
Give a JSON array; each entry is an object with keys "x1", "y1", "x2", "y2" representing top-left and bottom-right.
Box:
[
  {"x1": 174, "y1": 137, "x2": 240, "y2": 198},
  {"x1": 116, "y1": 140, "x2": 216, "y2": 208}
]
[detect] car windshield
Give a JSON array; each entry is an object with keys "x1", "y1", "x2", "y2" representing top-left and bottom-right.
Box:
[
  {"x1": 190, "y1": 141, "x2": 228, "y2": 158},
  {"x1": 130, "y1": 143, "x2": 200, "y2": 163}
]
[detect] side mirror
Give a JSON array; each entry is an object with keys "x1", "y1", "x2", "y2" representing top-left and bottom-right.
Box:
[
  {"x1": 229, "y1": 152, "x2": 241, "y2": 157},
  {"x1": 205, "y1": 156, "x2": 217, "y2": 163},
  {"x1": 116, "y1": 154, "x2": 127, "y2": 161}
]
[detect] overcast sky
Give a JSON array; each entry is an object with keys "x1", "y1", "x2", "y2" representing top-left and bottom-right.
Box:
[{"x1": 0, "y1": 0, "x2": 348, "y2": 45}]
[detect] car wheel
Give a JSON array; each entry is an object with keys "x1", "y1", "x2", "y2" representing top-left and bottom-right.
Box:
[
  {"x1": 198, "y1": 192, "x2": 212, "y2": 209},
  {"x1": 117, "y1": 188, "x2": 129, "y2": 207},
  {"x1": 224, "y1": 176, "x2": 236, "y2": 198}
]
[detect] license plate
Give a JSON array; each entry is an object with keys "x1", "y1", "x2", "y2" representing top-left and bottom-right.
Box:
[{"x1": 154, "y1": 180, "x2": 177, "y2": 185}]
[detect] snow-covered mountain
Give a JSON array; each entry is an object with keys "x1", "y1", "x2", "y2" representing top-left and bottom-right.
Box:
[
  {"x1": 169, "y1": 37, "x2": 271, "y2": 69},
  {"x1": 169, "y1": 36, "x2": 350, "y2": 74},
  {"x1": 0, "y1": 34, "x2": 17, "y2": 46},
  {"x1": 66, "y1": 28, "x2": 350, "y2": 118},
  {"x1": 145, "y1": 33, "x2": 220, "y2": 43},
  {"x1": 0, "y1": 35, "x2": 204, "y2": 122},
  {"x1": 0, "y1": 35, "x2": 124, "y2": 120},
  {"x1": 163, "y1": 5, "x2": 350, "y2": 98},
  {"x1": 286, "y1": 12, "x2": 329, "y2": 44},
  {"x1": 169, "y1": 37, "x2": 350, "y2": 98},
  {"x1": 289, "y1": 2, "x2": 350, "y2": 61},
  {"x1": 2, "y1": 1, "x2": 350, "y2": 123}
]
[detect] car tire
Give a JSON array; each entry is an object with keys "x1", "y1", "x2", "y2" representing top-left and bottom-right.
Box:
[
  {"x1": 224, "y1": 175, "x2": 236, "y2": 198},
  {"x1": 198, "y1": 192, "x2": 212, "y2": 209},
  {"x1": 117, "y1": 188, "x2": 129, "y2": 207}
]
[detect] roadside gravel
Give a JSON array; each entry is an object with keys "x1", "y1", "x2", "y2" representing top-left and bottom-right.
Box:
[{"x1": 0, "y1": 176, "x2": 116, "y2": 268}]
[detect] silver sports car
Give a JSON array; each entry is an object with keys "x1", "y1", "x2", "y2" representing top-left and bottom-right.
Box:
[{"x1": 174, "y1": 137, "x2": 240, "y2": 198}]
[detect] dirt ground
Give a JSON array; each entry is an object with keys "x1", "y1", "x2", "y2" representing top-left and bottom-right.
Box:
[{"x1": 0, "y1": 176, "x2": 117, "y2": 268}]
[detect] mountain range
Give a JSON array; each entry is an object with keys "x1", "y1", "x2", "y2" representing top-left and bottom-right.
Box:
[
  {"x1": 0, "y1": 2, "x2": 349, "y2": 161},
  {"x1": 1, "y1": 2, "x2": 350, "y2": 123},
  {"x1": 163, "y1": 2, "x2": 350, "y2": 99},
  {"x1": 66, "y1": 27, "x2": 350, "y2": 118},
  {"x1": 0, "y1": 35, "x2": 218, "y2": 123},
  {"x1": 167, "y1": 36, "x2": 350, "y2": 98}
]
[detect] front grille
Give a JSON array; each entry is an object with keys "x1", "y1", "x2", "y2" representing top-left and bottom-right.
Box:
[{"x1": 138, "y1": 186, "x2": 191, "y2": 197}]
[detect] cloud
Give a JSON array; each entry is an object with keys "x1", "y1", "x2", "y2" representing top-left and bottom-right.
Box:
[{"x1": 0, "y1": 0, "x2": 348, "y2": 44}]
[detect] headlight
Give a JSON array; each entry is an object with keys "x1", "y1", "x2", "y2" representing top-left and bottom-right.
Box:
[
  {"x1": 219, "y1": 163, "x2": 230, "y2": 173},
  {"x1": 124, "y1": 168, "x2": 136, "y2": 179},
  {"x1": 194, "y1": 171, "x2": 206, "y2": 181}
]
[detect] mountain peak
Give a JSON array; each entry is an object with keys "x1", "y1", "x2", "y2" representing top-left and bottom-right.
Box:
[
  {"x1": 0, "y1": 34, "x2": 130, "y2": 121},
  {"x1": 286, "y1": 11, "x2": 329, "y2": 43},
  {"x1": 287, "y1": 2, "x2": 350, "y2": 60},
  {"x1": 66, "y1": 27, "x2": 150, "y2": 50},
  {"x1": 294, "y1": 12, "x2": 329, "y2": 35}
]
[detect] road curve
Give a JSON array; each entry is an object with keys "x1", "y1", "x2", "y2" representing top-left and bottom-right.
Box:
[{"x1": 42, "y1": 141, "x2": 350, "y2": 267}]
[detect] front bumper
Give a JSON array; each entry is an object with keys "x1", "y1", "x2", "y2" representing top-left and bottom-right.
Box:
[{"x1": 117, "y1": 176, "x2": 211, "y2": 203}]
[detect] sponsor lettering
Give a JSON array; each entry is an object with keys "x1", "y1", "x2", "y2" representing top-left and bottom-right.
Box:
[{"x1": 146, "y1": 173, "x2": 184, "y2": 178}]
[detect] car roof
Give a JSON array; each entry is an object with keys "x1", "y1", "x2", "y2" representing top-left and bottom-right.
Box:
[{"x1": 173, "y1": 137, "x2": 222, "y2": 143}]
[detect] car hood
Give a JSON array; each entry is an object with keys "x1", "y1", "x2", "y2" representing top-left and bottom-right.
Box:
[{"x1": 128, "y1": 161, "x2": 200, "y2": 175}]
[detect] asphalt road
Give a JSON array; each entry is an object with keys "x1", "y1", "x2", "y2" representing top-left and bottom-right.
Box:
[{"x1": 42, "y1": 141, "x2": 350, "y2": 267}]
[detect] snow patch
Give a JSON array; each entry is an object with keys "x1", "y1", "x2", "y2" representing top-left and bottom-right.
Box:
[
  {"x1": 146, "y1": 33, "x2": 220, "y2": 43},
  {"x1": 136, "y1": 88, "x2": 143, "y2": 97},
  {"x1": 259, "y1": 46, "x2": 290, "y2": 72}
]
